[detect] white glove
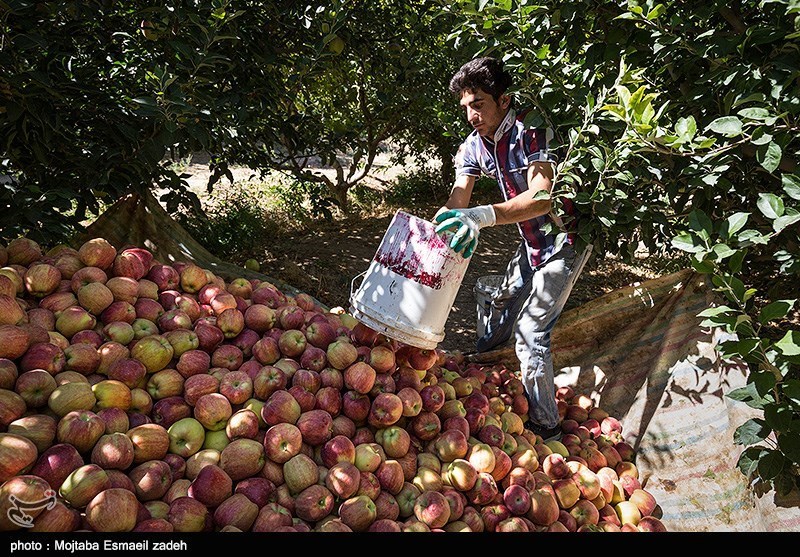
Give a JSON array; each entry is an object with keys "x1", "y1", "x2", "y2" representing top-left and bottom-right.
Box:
[{"x1": 433, "y1": 205, "x2": 496, "y2": 258}]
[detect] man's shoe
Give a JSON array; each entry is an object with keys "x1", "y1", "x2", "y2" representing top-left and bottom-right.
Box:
[{"x1": 524, "y1": 420, "x2": 562, "y2": 443}]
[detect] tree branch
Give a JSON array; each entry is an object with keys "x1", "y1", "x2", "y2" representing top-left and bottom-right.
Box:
[{"x1": 719, "y1": 6, "x2": 746, "y2": 36}]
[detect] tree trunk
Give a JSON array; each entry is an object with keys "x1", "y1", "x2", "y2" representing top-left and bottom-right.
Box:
[{"x1": 437, "y1": 142, "x2": 455, "y2": 196}]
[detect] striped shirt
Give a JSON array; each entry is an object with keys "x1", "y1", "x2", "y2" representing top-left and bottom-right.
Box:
[{"x1": 454, "y1": 106, "x2": 578, "y2": 267}]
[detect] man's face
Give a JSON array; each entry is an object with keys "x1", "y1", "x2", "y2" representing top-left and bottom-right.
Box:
[{"x1": 459, "y1": 88, "x2": 510, "y2": 138}]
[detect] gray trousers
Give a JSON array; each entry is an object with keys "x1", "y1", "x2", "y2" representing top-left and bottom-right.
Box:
[{"x1": 476, "y1": 242, "x2": 592, "y2": 428}]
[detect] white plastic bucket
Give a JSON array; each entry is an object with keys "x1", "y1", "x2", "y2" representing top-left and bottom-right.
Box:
[
  {"x1": 474, "y1": 275, "x2": 505, "y2": 339},
  {"x1": 349, "y1": 210, "x2": 471, "y2": 349}
]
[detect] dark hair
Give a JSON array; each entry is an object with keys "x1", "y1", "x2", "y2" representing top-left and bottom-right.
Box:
[{"x1": 449, "y1": 57, "x2": 512, "y2": 100}]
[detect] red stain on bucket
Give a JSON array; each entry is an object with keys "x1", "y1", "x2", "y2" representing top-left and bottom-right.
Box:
[{"x1": 373, "y1": 211, "x2": 460, "y2": 290}]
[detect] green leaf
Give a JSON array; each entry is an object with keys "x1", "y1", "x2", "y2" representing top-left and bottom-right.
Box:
[
  {"x1": 675, "y1": 116, "x2": 697, "y2": 142},
  {"x1": 753, "y1": 370, "x2": 777, "y2": 397},
  {"x1": 783, "y1": 174, "x2": 800, "y2": 200},
  {"x1": 774, "y1": 213, "x2": 800, "y2": 234},
  {"x1": 646, "y1": 4, "x2": 666, "y2": 19},
  {"x1": 734, "y1": 419, "x2": 770, "y2": 446},
  {"x1": 757, "y1": 450, "x2": 786, "y2": 480},
  {"x1": 782, "y1": 379, "x2": 800, "y2": 405},
  {"x1": 775, "y1": 471, "x2": 796, "y2": 496},
  {"x1": 707, "y1": 116, "x2": 743, "y2": 137},
  {"x1": 697, "y1": 305, "x2": 735, "y2": 318},
  {"x1": 692, "y1": 259, "x2": 715, "y2": 274},
  {"x1": 738, "y1": 229, "x2": 771, "y2": 245},
  {"x1": 736, "y1": 338, "x2": 761, "y2": 357},
  {"x1": 737, "y1": 447, "x2": 764, "y2": 476},
  {"x1": 758, "y1": 141, "x2": 782, "y2": 173},
  {"x1": 760, "y1": 300, "x2": 796, "y2": 324},
  {"x1": 132, "y1": 97, "x2": 158, "y2": 106},
  {"x1": 765, "y1": 403, "x2": 792, "y2": 432},
  {"x1": 688, "y1": 210, "x2": 713, "y2": 235},
  {"x1": 757, "y1": 193, "x2": 785, "y2": 219},
  {"x1": 737, "y1": 107, "x2": 771, "y2": 120},
  {"x1": 724, "y1": 212, "x2": 750, "y2": 238},
  {"x1": 671, "y1": 233, "x2": 705, "y2": 253},
  {"x1": 775, "y1": 331, "x2": 800, "y2": 356},
  {"x1": 712, "y1": 243, "x2": 736, "y2": 259},
  {"x1": 728, "y1": 382, "x2": 767, "y2": 409},
  {"x1": 750, "y1": 126, "x2": 773, "y2": 145},
  {"x1": 728, "y1": 250, "x2": 745, "y2": 273}
]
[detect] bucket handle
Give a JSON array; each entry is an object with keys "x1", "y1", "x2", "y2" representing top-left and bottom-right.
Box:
[{"x1": 350, "y1": 270, "x2": 368, "y2": 301}]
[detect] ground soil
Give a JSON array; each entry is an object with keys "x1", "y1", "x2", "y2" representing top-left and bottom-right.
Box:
[{"x1": 181, "y1": 155, "x2": 675, "y2": 356}]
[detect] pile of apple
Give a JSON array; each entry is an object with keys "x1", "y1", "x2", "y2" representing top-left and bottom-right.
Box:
[{"x1": 0, "y1": 235, "x2": 667, "y2": 533}]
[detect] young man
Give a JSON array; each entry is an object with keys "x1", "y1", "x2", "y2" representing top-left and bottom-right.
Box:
[{"x1": 434, "y1": 56, "x2": 592, "y2": 441}]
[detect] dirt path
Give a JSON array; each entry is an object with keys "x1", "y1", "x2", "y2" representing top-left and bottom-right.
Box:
[{"x1": 180, "y1": 156, "x2": 667, "y2": 355}]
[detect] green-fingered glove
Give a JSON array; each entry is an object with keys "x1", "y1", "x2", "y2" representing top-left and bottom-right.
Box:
[{"x1": 433, "y1": 205, "x2": 496, "y2": 258}]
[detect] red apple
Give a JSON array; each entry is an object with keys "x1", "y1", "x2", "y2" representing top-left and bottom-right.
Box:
[
  {"x1": 0, "y1": 324, "x2": 30, "y2": 359},
  {"x1": 220, "y1": 438, "x2": 266, "y2": 481},
  {"x1": 338, "y1": 494, "x2": 377, "y2": 532},
  {"x1": 210, "y1": 344, "x2": 244, "y2": 371},
  {"x1": 433, "y1": 429, "x2": 469, "y2": 463},
  {"x1": 212, "y1": 493, "x2": 259, "y2": 531},
  {"x1": 14, "y1": 369, "x2": 57, "y2": 409},
  {"x1": 414, "y1": 489, "x2": 450, "y2": 529},
  {"x1": 367, "y1": 392, "x2": 404, "y2": 431},
  {"x1": 28, "y1": 442, "x2": 83, "y2": 490},
  {"x1": 278, "y1": 329, "x2": 307, "y2": 358},
  {"x1": 296, "y1": 409, "x2": 334, "y2": 447},
  {"x1": 251, "y1": 501, "x2": 293, "y2": 532},
  {"x1": 128, "y1": 459, "x2": 173, "y2": 502},
  {"x1": 167, "y1": 496, "x2": 211, "y2": 532},
  {"x1": 22, "y1": 262, "x2": 61, "y2": 298},
  {"x1": 187, "y1": 463, "x2": 232, "y2": 507},
  {"x1": 191, "y1": 392, "x2": 231, "y2": 431},
  {"x1": 466, "y1": 471, "x2": 499, "y2": 506},
  {"x1": 218, "y1": 369, "x2": 253, "y2": 405},
  {"x1": 420, "y1": 384, "x2": 445, "y2": 413},
  {"x1": 130, "y1": 334, "x2": 174, "y2": 374},
  {"x1": 151, "y1": 395, "x2": 191, "y2": 429},
  {"x1": 410, "y1": 411, "x2": 441, "y2": 442},
  {"x1": 305, "y1": 319, "x2": 336, "y2": 349},
  {"x1": 56, "y1": 409, "x2": 105, "y2": 454},
  {"x1": 326, "y1": 339, "x2": 359, "y2": 370},
  {"x1": 235, "y1": 477, "x2": 276, "y2": 508},
  {"x1": 126, "y1": 423, "x2": 170, "y2": 463},
  {"x1": 325, "y1": 461, "x2": 361, "y2": 499},
  {"x1": 7, "y1": 413, "x2": 56, "y2": 453},
  {"x1": 29, "y1": 501, "x2": 82, "y2": 532},
  {"x1": 261, "y1": 389, "x2": 302, "y2": 426},
  {"x1": 90, "y1": 432, "x2": 135, "y2": 470},
  {"x1": 375, "y1": 459, "x2": 405, "y2": 495},
  {"x1": 78, "y1": 238, "x2": 116, "y2": 270},
  {"x1": 20, "y1": 342, "x2": 65, "y2": 374}
]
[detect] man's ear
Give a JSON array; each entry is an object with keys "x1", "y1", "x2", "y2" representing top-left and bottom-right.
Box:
[{"x1": 499, "y1": 94, "x2": 511, "y2": 110}]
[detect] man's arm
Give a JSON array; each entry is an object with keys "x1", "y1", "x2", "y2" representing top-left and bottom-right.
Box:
[
  {"x1": 492, "y1": 161, "x2": 554, "y2": 226},
  {"x1": 437, "y1": 174, "x2": 476, "y2": 215}
]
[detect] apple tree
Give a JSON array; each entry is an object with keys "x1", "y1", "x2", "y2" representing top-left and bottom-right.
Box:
[
  {"x1": 0, "y1": 1, "x2": 266, "y2": 242},
  {"x1": 216, "y1": 0, "x2": 462, "y2": 215},
  {"x1": 441, "y1": 0, "x2": 799, "y2": 494}
]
